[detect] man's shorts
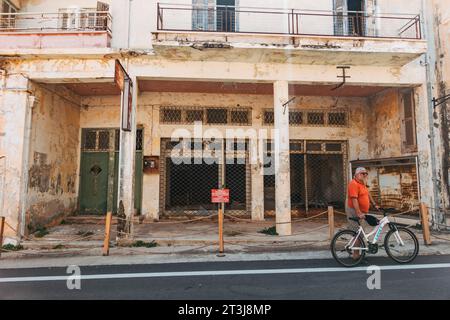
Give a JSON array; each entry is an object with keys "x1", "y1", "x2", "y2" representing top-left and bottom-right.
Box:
[{"x1": 346, "y1": 207, "x2": 370, "y2": 233}]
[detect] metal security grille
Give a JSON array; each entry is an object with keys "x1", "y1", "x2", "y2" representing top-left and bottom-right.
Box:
[
  {"x1": 264, "y1": 140, "x2": 347, "y2": 215},
  {"x1": 306, "y1": 154, "x2": 345, "y2": 209},
  {"x1": 328, "y1": 112, "x2": 348, "y2": 126},
  {"x1": 82, "y1": 129, "x2": 113, "y2": 152},
  {"x1": 160, "y1": 106, "x2": 251, "y2": 125},
  {"x1": 262, "y1": 109, "x2": 348, "y2": 127},
  {"x1": 307, "y1": 112, "x2": 325, "y2": 125},
  {"x1": 82, "y1": 128, "x2": 143, "y2": 152},
  {"x1": 160, "y1": 138, "x2": 251, "y2": 216}
]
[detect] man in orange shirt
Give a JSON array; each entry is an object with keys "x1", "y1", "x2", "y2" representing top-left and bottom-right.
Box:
[{"x1": 347, "y1": 167, "x2": 379, "y2": 259}]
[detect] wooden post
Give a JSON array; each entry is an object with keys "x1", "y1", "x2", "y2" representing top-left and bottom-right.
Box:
[
  {"x1": 0, "y1": 217, "x2": 5, "y2": 258},
  {"x1": 419, "y1": 203, "x2": 432, "y2": 245},
  {"x1": 328, "y1": 206, "x2": 335, "y2": 240},
  {"x1": 102, "y1": 212, "x2": 112, "y2": 256},
  {"x1": 218, "y1": 207, "x2": 224, "y2": 255}
]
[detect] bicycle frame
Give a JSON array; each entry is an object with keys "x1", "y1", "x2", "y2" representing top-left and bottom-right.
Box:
[{"x1": 347, "y1": 216, "x2": 405, "y2": 252}]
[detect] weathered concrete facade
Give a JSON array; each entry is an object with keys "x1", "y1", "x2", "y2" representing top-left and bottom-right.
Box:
[
  {"x1": 430, "y1": 0, "x2": 450, "y2": 221},
  {"x1": 0, "y1": 0, "x2": 448, "y2": 241}
]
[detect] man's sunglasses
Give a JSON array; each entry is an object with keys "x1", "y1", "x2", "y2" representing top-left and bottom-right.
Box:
[{"x1": 359, "y1": 172, "x2": 368, "y2": 176}]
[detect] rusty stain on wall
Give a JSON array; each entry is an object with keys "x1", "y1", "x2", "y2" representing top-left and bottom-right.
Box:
[
  {"x1": 367, "y1": 89, "x2": 403, "y2": 159},
  {"x1": 28, "y1": 152, "x2": 51, "y2": 193},
  {"x1": 367, "y1": 164, "x2": 419, "y2": 211}
]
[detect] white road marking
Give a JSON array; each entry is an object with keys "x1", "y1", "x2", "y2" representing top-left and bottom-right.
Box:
[{"x1": 1, "y1": 263, "x2": 450, "y2": 283}]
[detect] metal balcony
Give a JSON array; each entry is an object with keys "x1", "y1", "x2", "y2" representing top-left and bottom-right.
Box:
[
  {"x1": 156, "y1": 3, "x2": 421, "y2": 40},
  {"x1": 0, "y1": 10, "x2": 112, "y2": 49}
]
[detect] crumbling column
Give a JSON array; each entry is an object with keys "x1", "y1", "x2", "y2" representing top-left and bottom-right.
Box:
[
  {"x1": 0, "y1": 74, "x2": 33, "y2": 240},
  {"x1": 273, "y1": 80, "x2": 291, "y2": 236},
  {"x1": 117, "y1": 76, "x2": 138, "y2": 236}
]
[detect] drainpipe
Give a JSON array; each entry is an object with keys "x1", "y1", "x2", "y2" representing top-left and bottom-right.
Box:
[
  {"x1": 421, "y1": 0, "x2": 444, "y2": 228},
  {"x1": 18, "y1": 95, "x2": 35, "y2": 237}
]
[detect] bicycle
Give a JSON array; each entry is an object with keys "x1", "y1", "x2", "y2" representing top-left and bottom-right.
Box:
[{"x1": 330, "y1": 209, "x2": 419, "y2": 267}]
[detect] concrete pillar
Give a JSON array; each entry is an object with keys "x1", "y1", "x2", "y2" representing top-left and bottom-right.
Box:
[
  {"x1": 142, "y1": 104, "x2": 160, "y2": 221},
  {"x1": 117, "y1": 76, "x2": 138, "y2": 224},
  {"x1": 250, "y1": 136, "x2": 264, "y2": 221},
  {"x1": 273, "y1": 80, "x2": 291, "y2": 236},
  {"x1": 0, "y1": 74, "x2": 33, "y2": 239},
  {"x1": 415, "y1": 84, "x2": 443, "y2": 227}
]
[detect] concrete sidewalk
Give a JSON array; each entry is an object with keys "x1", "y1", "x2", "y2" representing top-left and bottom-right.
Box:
[{"x1": 1, "y1": 212, "x2": 450, "y2": 265}]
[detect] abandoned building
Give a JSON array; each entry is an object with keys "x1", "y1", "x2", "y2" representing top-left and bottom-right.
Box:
[{"x1": 0, "y1": 0, "x2": 449, "y2": 240}]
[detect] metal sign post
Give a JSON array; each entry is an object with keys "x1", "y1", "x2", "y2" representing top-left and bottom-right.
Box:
[{"x1": 211, "y1": 188, "x2": 229, "y2": 255}]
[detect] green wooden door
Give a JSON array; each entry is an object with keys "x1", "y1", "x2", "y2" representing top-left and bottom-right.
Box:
[
  {"x1": 79, "y1": 152, "x2": 110, "y2": 214},
  {"x1": 135, "y1": 151, "x2": 143, "y2": 214},
  {"x1": 80, "y1": 128, "x2": 143, "y2": 215}
]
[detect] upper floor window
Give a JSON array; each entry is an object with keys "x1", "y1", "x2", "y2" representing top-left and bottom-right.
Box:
[
  {"x1": 334, "y1": 0, "x2": 366, "y2": 37},
  {"x1": 400, "y1": 89, "x2": 417, "y2": 153},
  {"x1": 58, "y1": 2, "x2": 110, "y2": 31},
  {"x1": 0, "y1": 0, "x2": 17, "y2": 29},
  {"x1": 192, "y1": 0, "x2": 236, "y2": 32}
]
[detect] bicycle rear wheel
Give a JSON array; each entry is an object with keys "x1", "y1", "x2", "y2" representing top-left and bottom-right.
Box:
[
  {"x1": 331, "y1": 230, "x2": 366, "y2": 267},
  {"x1": 384, "y1": 227, "x2": 419, "y2": 264}
]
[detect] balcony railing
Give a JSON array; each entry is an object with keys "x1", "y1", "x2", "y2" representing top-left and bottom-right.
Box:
[
  {"x1": 0, "y1": 10, "x2": 112, "y2": 34},
  {"x1": 157, "y1": 3, "x2": 422, "y2": 40}
]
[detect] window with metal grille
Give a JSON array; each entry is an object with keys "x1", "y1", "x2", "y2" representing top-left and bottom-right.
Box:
[
  {"x1": 161, "y1": 108, "x2": 182, "y2": 123},
  {"x1": 326, "y1": 143, "x2": 342, "y2": 152},
  {"x1": 136, "y1": 128, "x2": 143, "y2": 151},
  {"x1": 290, "y1": 141, "x2": 303, "y2": 152},
  {"x1": 160, "y1": 107, "x2": 251, "y2": 125},
  {"x1": 328, "y1": 112, "x2": 347, "y2": 126},
  {"x1": 83, "y1": 130, "x2": 97, "y2": 150},
  {"x1": 263, "y1": 110, "x2": 274, "y2": 125},
  {"x1": 231, "y1": 109, "x2": 250, "y2": 125},
  {"x1": 207, "y1": 108, "x2": 228, "y2": 124},
  {"x1": 186, "y1": 109, "x2": 204, "y2": 123},
  {"x1": 98, "y1": 131, "x2": 110, "y2": 150},
  {"x1": 289, "y1": 111, "x2": 303, "y2": 125},
  {"x1": 306, "y1": 142, "x2": 322, "y2": 152},
  {"x1": 307, "y1": 112, "x2": 325, "y2": 125},
  {"x1": 263, "y1": 109, "x2": 347, "y2": 127}
]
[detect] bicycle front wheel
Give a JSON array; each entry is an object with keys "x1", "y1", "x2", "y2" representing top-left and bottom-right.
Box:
[
  {"x1": 384, "y1": 227, "x2": 419, "y2": 264},
  {"x1": 331, "y1": 230, "x2": 366, "y2": 267}
]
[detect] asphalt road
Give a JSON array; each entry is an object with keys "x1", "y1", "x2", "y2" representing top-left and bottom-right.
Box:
[{"x1": 1, "y1": 254, "x2": 450, "y2": 300}]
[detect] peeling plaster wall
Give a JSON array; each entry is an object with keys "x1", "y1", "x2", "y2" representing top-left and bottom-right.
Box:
[
  {"x1": 367, "y1": 88, "x2": 403, "y2": 158},
  {"x1": 433, "y1": 0, "x2": 450, "y2": 193},
  {"x1": 81, "y1": 92, "x2": 370, "y2": 219},
  {"x1": 26, "y1": 83, "x2": 80, "y2": 231}
]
